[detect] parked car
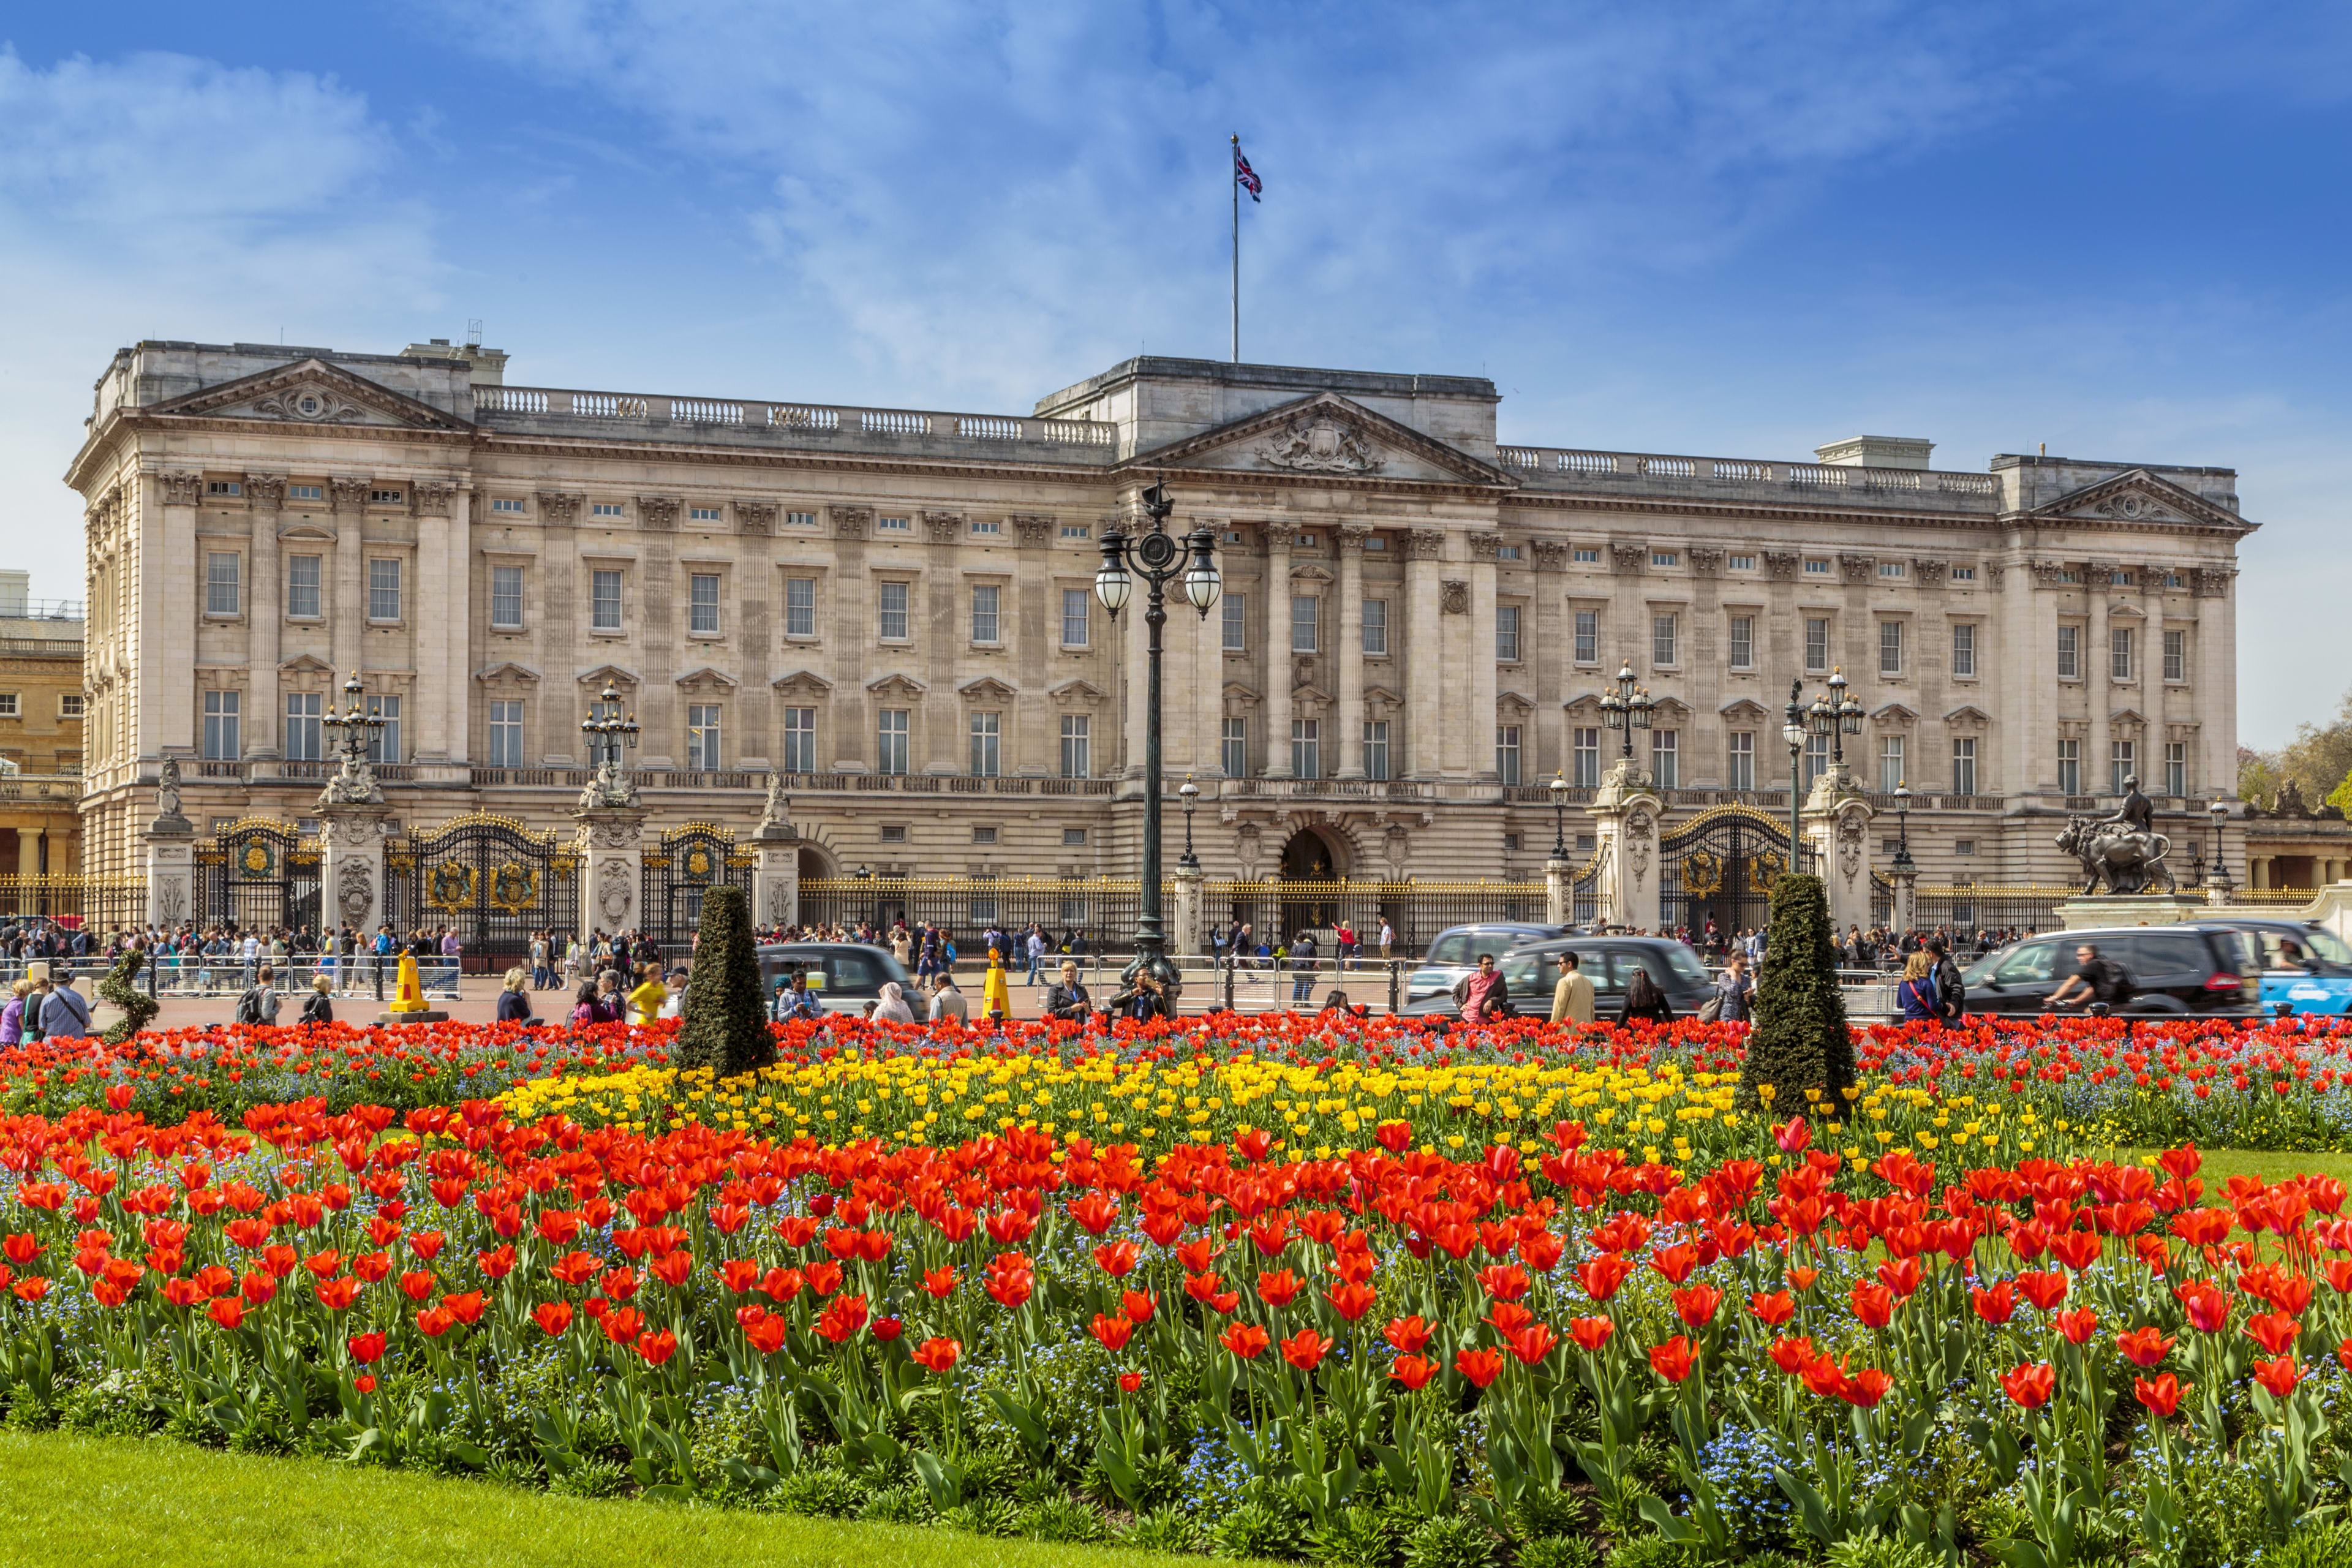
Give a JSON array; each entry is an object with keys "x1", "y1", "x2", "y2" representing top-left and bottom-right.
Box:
[
  {"x1": 1956, "y1": 924, "x2": 2260, "y2": 1017},
  {"x1": 1402, "y1": 936, "x2": 1716, "y2": 1020},
  {"x1": 756, "y1": 941, "x2": 914, "y2": 1015},
  {"x1": 1401, "y1": 922, "x2": 1577, "y2": 1010}
]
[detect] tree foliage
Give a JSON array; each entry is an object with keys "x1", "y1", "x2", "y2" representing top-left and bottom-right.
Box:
[
  {"x1": 669, "y1": 885, "x2": 775, "y2": 1078},
  {"x1": 2239, "y1": 685, "x2": 2352, "y2": 816},
  {"x1": 1737, "y1": 872, "x2": 1854, "y2": 1117}
]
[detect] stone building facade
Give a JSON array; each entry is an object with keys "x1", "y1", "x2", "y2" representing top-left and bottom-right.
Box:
[{"x1": 64, "y1": 339, "x2": 2254, "y2": 917}]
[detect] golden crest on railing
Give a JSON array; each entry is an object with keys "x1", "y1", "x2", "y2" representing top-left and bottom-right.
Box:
[
  {"x1": 426, "y1": 862, "x2": 478, "y2": 911},
  {"x1": 1754, "y1": 850, "x2": 1789, "y2": 896},
  {"x1": 241, "y1": 842, "x2": 274, "y2": 877},
  {"x1": 1681, "y1": 848, "x2": 1725, "y2": 898},
  {"x1": 488, "y1": 861, "x2": 540, "y2": 913}
]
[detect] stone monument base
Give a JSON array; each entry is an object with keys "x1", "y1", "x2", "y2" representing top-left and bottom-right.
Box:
[
  {"x1": 2057, "y1": 894, "x2": 2210, "y2": 931},
  {"x1": 374, "y1": 1009, "x2": 451, "y2": 1025}
]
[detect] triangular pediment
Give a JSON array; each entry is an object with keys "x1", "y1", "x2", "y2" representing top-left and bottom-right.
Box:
[
  {"x1": 576, "y1": 663, "x2": 640, "y2": 689},
  {"x1": 957, "y1": 676, "x2": 1018, "y2": 701},
  {"x1": 1944, "y1": 704, "x2": 1991, "y2": 726},
  {"x1": 1049, "y1": 679, "x2": 1105, "y2": 703},
  {"x1": 1872, "y1": 701, "x2": 1918, "y2": 723},
  {"x1": 2030, "y1": 470, "x2": 2248, "y2": 532},
  {"x1": 1363, "y1": 684, "x2": 1403, "y2": 707},
  {"x1": 1291, "y1": 683, "x2": 1334, "y2": 704},
  {"x1": 146, "y1": 358, "x2": 473, "y2": 432},
  {"x1": 473, "y1": 661, "x2": 540, "y2": 684},
  {"x1": 2110, "y1": 706, "x2": 2148, "y2": 727},
  {"x1": 1223, "y1": 680, "x2": 1262, "y2": 704},
  {"x1": 277, "y1": 654, "x2": 337, "y2": 676},
  {"x1": 771, "y1": 669, "x2": 834, "y2": 694},
  {"x1": 1124, "y1": 392, "x2": 1515, "y2": 490},
  {"x1": 675, "y1": 665, "x2": 740, "y2": 690},
  {"x1": 1719, "y1": 698, "x2": 1769, "y2": 720},
  {"x1": 867, "y1": 673, "x2": 927, "y2": 698},
  {"x1": 1497, "y1": 688, "x2": 1535, "y2": 714}
]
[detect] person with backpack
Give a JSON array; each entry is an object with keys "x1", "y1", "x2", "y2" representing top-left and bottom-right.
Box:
[
  {"x1": 2050, "y1": 942, "x2": 2133, "y2": 1012},
  {"x1": 235, "y1": 965, "x2": 282, "y2": 1027},
  {"x1": 298, "y1": 974, "x2": 335, "y2": 1027}
]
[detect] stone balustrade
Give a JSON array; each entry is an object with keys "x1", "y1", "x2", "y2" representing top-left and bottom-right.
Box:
[
  {"x1": 1493, "y1": 444, "x2": 2003, "y2": 509},
  {"x1": 473, "y1": 385, "x2": 1118, "y2": 454}
]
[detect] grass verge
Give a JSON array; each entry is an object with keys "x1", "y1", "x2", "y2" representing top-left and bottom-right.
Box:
[
  {"x1": 0, "y1": 1428, "x2": 1202, "y2": 1568},
  {"x1": 2119, "y1": 1145, "x2": 2352, "y2": 1189}
]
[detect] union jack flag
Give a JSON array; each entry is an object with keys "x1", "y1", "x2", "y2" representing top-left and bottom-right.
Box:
[{"x1": 1233, "y1": 145, "x2": 1261, "y2": 202}]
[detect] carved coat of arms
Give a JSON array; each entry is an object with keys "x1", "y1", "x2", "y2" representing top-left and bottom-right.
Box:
[{"x1": 1259, "y1": 413, "x2": 1381, "y2": 474}]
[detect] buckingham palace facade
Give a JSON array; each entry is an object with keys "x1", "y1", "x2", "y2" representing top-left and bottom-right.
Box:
[{"x1": 64, "y1": 337, "x2": 2252, "y2": 913}]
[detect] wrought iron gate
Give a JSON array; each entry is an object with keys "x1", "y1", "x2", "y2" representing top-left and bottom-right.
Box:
[
  {"x1": 641, "y1": 822, "x2": 755, "y2": 946},
  {"x1": 389, "y1": 810, "x2": 579, "y2": 974},
  {"x1": 1658, "y1": 805, "x2": 1806, "y2": 942},
  {"x1": 195, "y1": 818, "x2": 321, "y2": 935}
]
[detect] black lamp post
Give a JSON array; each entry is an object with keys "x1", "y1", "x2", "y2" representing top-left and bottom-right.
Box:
[
  {"x1": 1599, "y1": 660, "x2": 1656, "y2": 762},
  {"x1": 2208, "y1": 799, "x2": 2231, "y2": 891},
  {"x1": 1891, "y1": 781, "x2": 1914, "y2": 872},
  {"x1": 1781, "y1": 682, "x2": 1807, "y2": 853},
  {"x1": 579, "y1": 680, "x2": 641, "y2": 778},
  {"x1": 1825, "y1": 668, "x2": 1864, "y2": 764},
  {"x1": 853, "y1": 863, "x2": 872, "y2": 929},
  {"x1": 1548, "y1": 771, "x2": 1570, "y2": 859},
  {"x1": 1178, "y1": 777, "x2": 1200, "y2": 870},
  {"x1": 1096, "y1": 476, "x2": 1221, "y2": 992},
  {"x1": 320, "y1": 670, "x2": 386, "y2": 769}
]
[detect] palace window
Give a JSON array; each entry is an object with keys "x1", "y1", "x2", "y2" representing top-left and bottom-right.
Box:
[
  {"x1": 206, "y1": 480, "x2": 242, "y2": 497},
  {"x1": 1222, "y1": 593, "x2": 1246, "y2": 652},
  {"x1": 878, "y1": 581, "x2": 910, "y2": 641},
  {"x1": 1291, "y1": 595, "x2": 1319, "y2": 654},
  {"x1": 880, "y1": 825, "x2": 907, "y2": 843},
  {"x1": 969, "y1": 710, "x2": 1001, "y2": 777},
  {"x1": 1951, "y1": 565, "x2": 1977, "y2": 582},
  {"x1": 202, "y1": 691, "x2": 239, "y2": 760},
  {"x1": 1573, "y1": 727, "x2": 1600, "y2": 788},
  {"x1": 690, "y1": 507, "x2": 722, "y2": 523},
  {"x1": 590, "y1": 570, "x2": 624, "y2": 631},
  {"x1": 2057, "y1": 739, "x2": 2081, "y2": 797},
  {"x1": 1727, "y1": 731, "x2": 1754, "y2": 790},
  {"x1": 1879, "y1": 561, "x2": 1905, "y2": 579},
  {"x1": 2111, "y1": 626, "x2": 2133, "y2": 680},
  {"x1": 971, "y1": 583, "x2": 1001, "y2": 644},
  {"x1": 782, "y1": 707, "x2": 817, "y2": 774},
  {"x1": 285, "y1": 693, "x2": 323, "y2": 762},
  {"x1": 2056, "y1": 625, "x2": 2079, "y2": 679},
  {"x1": 58, "y1": 695, "x2": 83, "y2": 719},
  {"x1": 1059, "y1": 714, "x2": 1090, "y2": 778},
  {"x1": 877, "y1": 709, "x2": 910, "y2": 775},
  {"x1": 787, "y1": 511, "x2": 818, "y2": 529},
  {"x1": 1651, "y1": 612, "x2": 1677, "y2": 667},
  {"x1": 1572, "y1": 547, "x2": 1599, "y2": 564},
  {"x1": 287, "y1": 555, "x2": 322, "y2": 620},
  {"x1": 1879, "y1": 620, "x2": 1904, "y2": 677},
  {"x1": 371, "y1": 489, "x2": 405, "y2": 507},
  {"x1": 490, "y1": 497, "x2": 525, "y2": 513},
  {"x1": 368, "y1": 559, "x2": 403, "y2": 622},
  {"x1": 2110, "y1": 739, "x2": 2136, "y2": 796},
  {"x1": 1574, "y1": 609, "x2": 1599, "y2": 663},
  {"x1": 689, "y1": 574, "x2": 722, "y2": 635},
  {"x1": 1728, "y1": 554, "x2": 1756, "y2": 571},
  {"x1": 878, "y1": 514, "x2": 910, "y2": 532},
  {"x1": 488, "y1": 700, "x2": 524, "y2": 767},
  {"x1": 1496, "y1": 725, "x2": 1521, "y2": 785},
  {"x1": 1061, "y1": 588, "x2": 1089, "y2": 648},
  {"x1": 1223, "y1": 717, "x2": 1248, "y2": 778},
  {"x1": 1291, "y1": 718, "x2": 1321, "y2": 780},
  {"x1": 785, "y1": 577, "x2": 816, "y2": 638},
  {"x1": 1951, "y1": 622, "x2": 1976, "y2": 677},
  {"x1": 1063, "y1": 827, "x2": 1088, "y2": 846},
  {"x1": 205, "y1": 553, "x2": 241, "y2": 617},
  {"x1": 1651, "y1": 551, "x2": 1679, "y2": 568},
  {"x1": 686, "y1": 705, "x2": 723, "y2": 772},
  {"x1": 1879, "y1": 736, "x2": 1904, "y2": 794},
  {"x1": 1496, "y1": 605, "x2": 1521, "y2": 662},
  {"x1": 1804, "y1": 558, "x2": 1831, "y2": 575},
  {"x1": 365, "y1": 696, "x2": 401, "y2": 764},
  {"x1": 1060, "y1": 523, "x2": 1090, "y2": 540},
  {"x1": 1651, "y1": 729, "x2": 1678, "y2": 789},
  {"x1": 1728, "y1": 616, "x2": 1754, "y2": 671},
  {"x1": 1363, "y1": 720, "x2": 1390, "y2": 782},
  {"x1": 1952, "y1": 737, "x2": 1978, "y2": 796},
  {"x1": 2166, "y1": 741, "x2": 2187, "y2": 797},
  {"x1": 1362, "y1": 598, "x2": 1387, "y2": 655},
  {"x1": 490, "y1": 565, "x2": 524, "y2": 630},
  {"x1": 2163, "y1": 628, "x2": 2187, "y2": 682},
  {"x1": 1804, "y1": 617, "x2": 1829, "y2": 674}
]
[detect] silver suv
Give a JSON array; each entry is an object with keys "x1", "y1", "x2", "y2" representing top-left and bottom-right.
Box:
[{"x1": 1402, "y1": 922, "x2": 1575, "y2": 1009}]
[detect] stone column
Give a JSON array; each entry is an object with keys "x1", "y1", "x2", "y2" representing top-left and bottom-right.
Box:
[
  {"x1": 1468, "y1": 530, "x2": 1501, "y2": 782},
  {"x1": 1333, "y1": 525, "x2": 1370, "y2": 778},
  {"x1": 1800, "y1": 766, "x2": 1875, "y2": 935},
  {"x1": 143, "y1": 801, "x2": 195, "y2": 930},
  {"x1": 753, "y1": 825, "x2": 801, "y2": 931},
  {"x1": 413, "y1": 481, "x2": 467, "y2": 765},
  {"x1": 1170, "y1": 861, "x2": 1205, "y2": 957},
  {"x1": 1261, "y1": 526, "x2": 1296, "y2": 777},
  {"x1": 1589, "y1": 761, "x2": 1662, "y2": 932},
  {"x1": 152, "y1": 472, "x2": 203, "y2": 759},
  {"x1": 1532, "y1": 541, "x2": 1568, "y2": 777},
  {"x1": 1545, "y1": 852, "x2": 1573, "y2": 927},
  {"x1": 244, "y1": 473, "x2": 286, "y2": 763},
  {"x1": 317, "y1": 801, "x2": 393, "y2": 935},
  {"x1": 331, "y1": 477, "x2": 371, "y2": 678},
  {"x1": 827, "y1": 508, "x2": 873, "y2": 771},
  {"x1": 1403, "y1": 530, "x2": 1446, "y2": 778},
  {"x1": 2086, "y1": 559, "x2": 2112, "y2": 803},
  {"x1": 573, "y1": 807, "x2": 649, "y2": 943}
]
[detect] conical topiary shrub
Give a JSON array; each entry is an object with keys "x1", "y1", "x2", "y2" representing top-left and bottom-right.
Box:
[
  {"x1": 669, "y1": 884, "x2": 775, "y2": 1078},
  {"x1": 1736, "y1": 872, "x2": 1855, "y2": 1117}
]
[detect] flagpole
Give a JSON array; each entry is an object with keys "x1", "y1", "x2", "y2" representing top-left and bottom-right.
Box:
[{"x1": 1231, "y1": 134, "x2": 1240, "y2": 364}]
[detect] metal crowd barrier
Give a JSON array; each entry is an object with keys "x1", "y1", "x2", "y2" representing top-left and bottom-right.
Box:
[{"x1": 112, "y1": 954, "x2": 464, "y2": 1001}]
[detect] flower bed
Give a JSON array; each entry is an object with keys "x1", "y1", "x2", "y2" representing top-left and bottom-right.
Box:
[{"x1": 5, "y1": 1079, "x2": 2352, "y2": 1565}]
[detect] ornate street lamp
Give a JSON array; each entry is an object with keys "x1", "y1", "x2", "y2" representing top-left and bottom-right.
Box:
[
  {"x1": 2207, "y1": 799, "x2": 2231, "y2": 891},
  {"x1": 1548, "y1": 771, "x2": 1570, "y2": 859},
  {"x1": 320, "y1": 670, "x2": 386, "y2": 770},
  {"x1": 1178, "y1": 777, "x2": 1200, "y2": 870},
  {"x1": 1599, "y1": 660, "x2": 1656, "y2": 761},
  {"x1": 1826, "y1": 667, "x2": 1864, "y2": 764},
  {"x1": 1891, "y1": 781, "x2": 1915, "y2": 872},
  {"x1": 578, "y1": 679, "x2": 641, "y2": 806},
  {"x1": 1097, "y1": 475, "x2": 1220, "y2": 994},
  {"x1": 1781, "y1": 682, "x2": 1807, "y2": 854}
]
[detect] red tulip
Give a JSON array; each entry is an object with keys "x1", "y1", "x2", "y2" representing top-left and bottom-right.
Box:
[
  {"x1": 2134, "y1": 1373, "x2": 2184, "y2": 1417},
  {"x1": 1374, "y1": 1120, "x2": 1412, "y2": 1153},
  {"x1": 1390, "y1": 1354, "x2": 1439, "y2": 1389},
  {"x1": 913, "y1": 1336, "x2": 962, "y2": 1374},
  {"x1": 1121, "y1": 1289, "x2": 1156, "y2": 1324},
  {"x1": 347, "y1": 1331, "x2": 387, "y2": 1365},
  {"x1": 1649, "y1": 1336, "x2": 1695, "y2": 1383},
  {"x1": 921, "y1": 1266, "x2": 957, "y2": 1298},
  {"x1": 1841, "y1": 1367, "x2": 1893, "y2": 1408},
  {"x1": 2015, "y1": 1270, "x2": 2070, "y2": 1311},
  {"x1": 1221, "y1": 1323, "x2": 1270, "y2": 1360},
  {"x1": 1090, "y1": 1313, "x2": 1136, "y2": 1352},
  {"x1": 1507, "y1": 1322, "x2": 1558, "y2": 1365},
  {"x1": 1455, "y1": 1348, "x2": 1505, "y2": 1389},
  {"x1": 1093, "y1": 1241, "x2": 1141, "y2": 1277},
  {"x1": 206, "y1": 1298, "x2": 244, "y2": 1330},
  {"x1": 1257, "y1": 1269, "x2": 1303, "y2": 1308},
  {"x1": 1570, "y1": 1316, "x2": 1615, "y2": 1352},
  {"x1": 1849, "y1": 1281, "x2": 1895, "y2": 1330},
  {"x1": 1118, "y1": 1371, "x2": 1144, "y2": 1393},
  {"x1": 1971, "y1": 1283, "x2": 2015, "y2": 1324},
  {"x1": 2245, "y1": 1311, "x2": 2301, "y2": 1356},
  {"x1": 415, "y1": 1305, "x2": 457, "y2": 1338},
  {"x1": 1578, "y1": 1254, "x2": 1632, "y2": 1302},
  {"x1": 745, "y1": 1316, "x2": 787, "y2": 1355},
  {"x1": 1384, "y1": 1315, "x2": 1433, "y2": 1354},
  {"x1": 1280, "y1": 1329, "x2": 1332, "y2": 1371},
  {"x1": 2253, "y1": 1356, "x2": 2299, "y2": 1397},
  {"x1": 2054, "y1": 1308, "x2": 2100, "y2": 1346},
  {"x1": 443, "y1": 1291, "x2": 486, "y2": 1326},
  {"x1": 1774, "y1": 1117, "x2": 1811, "y2": 1153},
  {"x1": 2002, "y1": 1362, "x2": 2056, "y2": 1409},
  {"x1": 1672, "y1": 1285, "x2": 1723, "y2": 1329},
  {"x1": 2116, "y1": 1325, "x2": 2173, "y2": 1366},
  {"x1": 636, "y1": 1329, "x2": 678, "y2": 1365},
  {"x1": 1749, "y1": 1290, "x2": 1794, "y2": 1327},
  {"x1": 2175, "y1": 1280, "x2": 2230, "y2": 1333}
]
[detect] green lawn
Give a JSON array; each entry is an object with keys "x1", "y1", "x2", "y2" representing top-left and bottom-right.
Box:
[
  {"x1": 0, "y1": 1429, "x2": 1199, "y2": 1568},
  {"x1": 2120, "y1": 1145, "x2": 2352, "y2": 1190}
]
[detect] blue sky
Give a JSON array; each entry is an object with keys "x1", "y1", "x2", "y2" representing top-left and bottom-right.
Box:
[{"x1": 2, "y1": 2, "x2": 2347, "y2": 750}]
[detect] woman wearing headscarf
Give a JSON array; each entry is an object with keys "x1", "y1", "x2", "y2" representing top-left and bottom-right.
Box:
[
  {"x1": 982, "y1": 949, "x2": 1012, "y2": 1022},
  {"x1": 875, "y1": 981, "x2": 916, "y2": 1023}
]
